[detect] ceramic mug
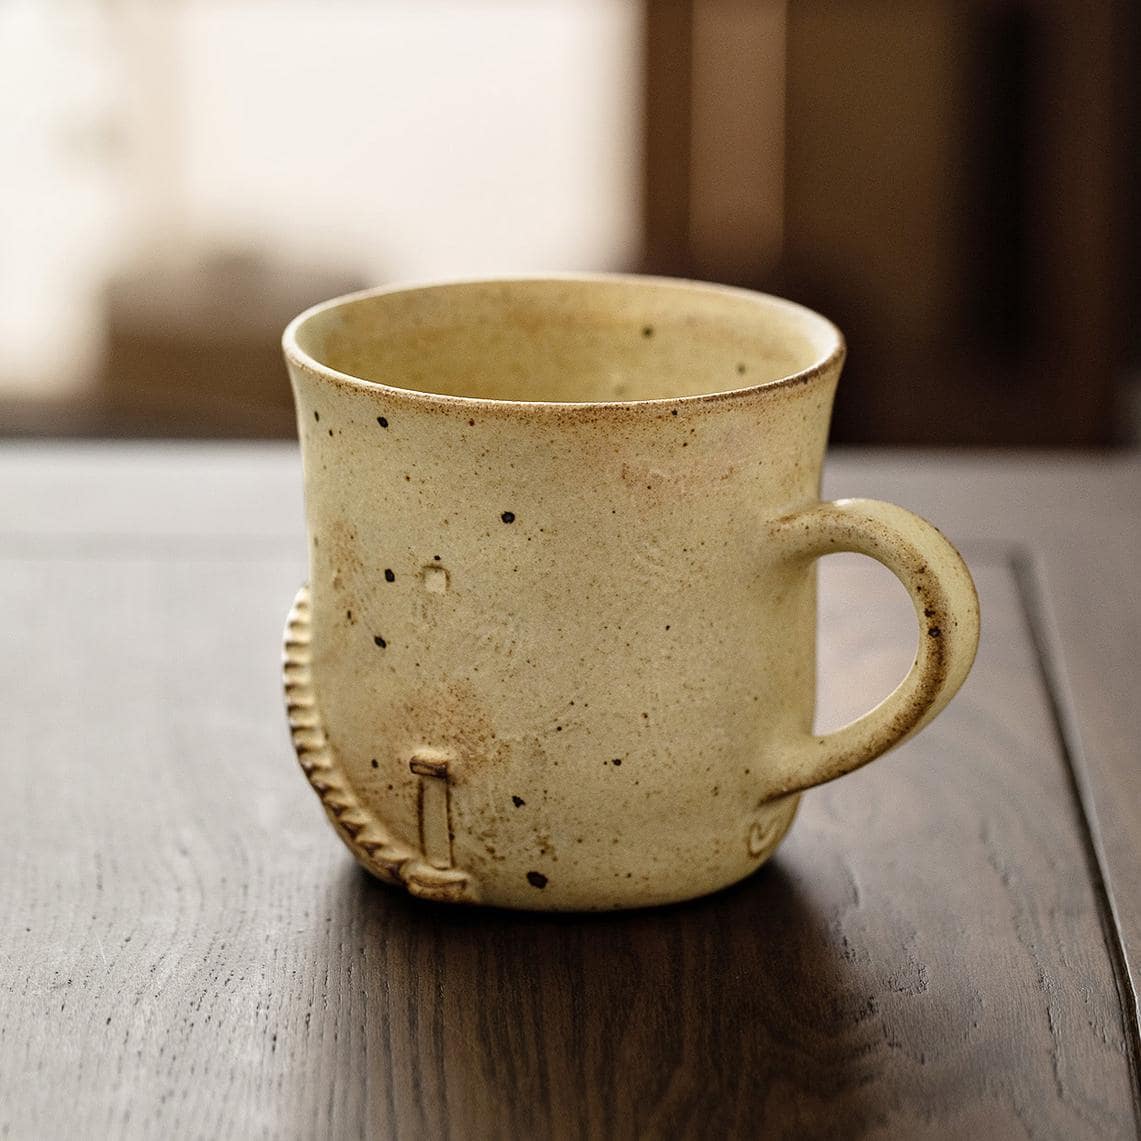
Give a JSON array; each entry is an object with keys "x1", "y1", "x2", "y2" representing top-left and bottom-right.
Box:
[{"x1": 282, "y1": 275, "x2": 979, "y2": 910}]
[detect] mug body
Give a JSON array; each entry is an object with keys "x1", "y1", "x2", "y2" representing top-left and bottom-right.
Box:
[{"x1": 283, "y1": 276, "x2": 844, "y2": 909}]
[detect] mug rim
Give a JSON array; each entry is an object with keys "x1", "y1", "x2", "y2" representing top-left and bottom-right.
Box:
[{"x1": 282, "y1": 272, "x2": 846, "y2": 411}]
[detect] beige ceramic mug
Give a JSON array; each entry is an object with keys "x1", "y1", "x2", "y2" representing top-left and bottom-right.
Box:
[{"x1": 282, "y1": 275, "x2": 979, "y2": 910}]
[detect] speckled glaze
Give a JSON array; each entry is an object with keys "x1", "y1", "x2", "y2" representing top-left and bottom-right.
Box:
[{"x1": 282, "y1": 275, "x2": 980, "y2": 910}]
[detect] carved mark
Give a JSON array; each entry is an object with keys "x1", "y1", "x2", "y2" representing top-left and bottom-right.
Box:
[
  {"x1": 411, "y1": 751, "x2": 453, "y2": 870},
  {"x1": 747, "y1": 807, "x2": 794, "y2": 858},
  {"x1": 410, "y1": 753, "x2": 449, "y2": 779},
  {"x1": 747, "y1": 820, "x2": 774, "y2": 857},
  {"x1": 421, "y1": 565, "x2": 449, "y2": 593}
]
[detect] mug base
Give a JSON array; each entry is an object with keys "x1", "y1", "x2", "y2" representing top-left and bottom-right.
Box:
[
  {"x1": 352, "y1": 797, "x2": 799, "y2": 912},
  {"x1": 285, "y1": 583, "x2": 799, "y2": 911}
]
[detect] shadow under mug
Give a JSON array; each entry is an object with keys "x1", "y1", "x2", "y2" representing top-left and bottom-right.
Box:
[{"x1": 281, "y1": 275, "x2": 979, "y2": 910}]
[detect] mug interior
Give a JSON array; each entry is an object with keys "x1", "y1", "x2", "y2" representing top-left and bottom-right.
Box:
[{"x1": 285, "y1": 275, "x2": 842, "y2": 404}]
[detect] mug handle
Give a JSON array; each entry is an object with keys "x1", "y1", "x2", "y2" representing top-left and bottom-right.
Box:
[{"x1": 764, "y1": 497, "x2": 980, "y2": 800}]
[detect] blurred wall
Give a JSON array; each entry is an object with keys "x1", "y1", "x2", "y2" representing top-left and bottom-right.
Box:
[
  {"x1": 174, "y1": 2, "x2": 642, "y2": 282},
  {"x1": 0, "y1": 0, "x2": 642, "y2": 411},
  {"x1": 0, "y1": 3, "x2": 125, "y2": 395},
  {"x1": 4, "y1": 0, "x2": 1136, "y2": 443}
]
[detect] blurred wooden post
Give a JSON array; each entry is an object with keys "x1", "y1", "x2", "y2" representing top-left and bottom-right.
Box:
[
  {"x1": 689, "y1": 0, "x2": 786, "y2": 284},
  {"x1": 642, "y1": 0, "x2": 695, "y2": 276},
  {"x1": 642, "y1": 0, "x2": 786, "y2": 283},
  {"x1": 642, "y1": 0, "x2": 1132, "y2": 445}
]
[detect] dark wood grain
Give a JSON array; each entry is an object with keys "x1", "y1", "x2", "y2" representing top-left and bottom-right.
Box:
[
  {"x1": 0, "y1": 447, "x2": 1138, "y2": 1140},
  {"x1": 822, "y1": 451, "x2": 1141, "y2": 1034}
]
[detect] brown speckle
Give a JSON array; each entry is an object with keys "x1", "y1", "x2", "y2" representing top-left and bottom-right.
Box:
[
  {"x1": 370, "y1": 758, "x2": 378, "y2": 769},
  {"x1": 928, "y1": 626, "x2": 942, "y2": 638},
  {"x1": 512, "y1": 795, "x2": 525, "y2": 807},
  {"x1": 468, "y1": 418, "x2": 475, "y2": 427},
  {"x1": 737, "y1": 362, "x2": 747, "y2": 375},
  {"x1": 526, "y1": 871, "x2": 548, "y2": 889},
  {"x1": 328, "y1": 428, "x2": 333, "y2": 437},
  {"x1": 384, "y1": 568, "x2": 395, "y2": 582},
  {"x1": 924, "y1": 607, "x2": 935, "y2": 618},
  {"x1": 313, "y1": 410, "x2": 320, "y2": 422},
  {"x1": 642, "y1": 325, "x2": 654, "y2": 337}
]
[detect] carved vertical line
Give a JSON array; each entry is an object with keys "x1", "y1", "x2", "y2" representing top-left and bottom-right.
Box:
[
  {"x1": 421, "y1": 778, "x2": 452, "y2": 871},
  {"x1": 416, "y1": 778, "x2": 426, "y2": 859},
  {"x1": 410, "y1": 752, "x2": 454, "y2": 871}
]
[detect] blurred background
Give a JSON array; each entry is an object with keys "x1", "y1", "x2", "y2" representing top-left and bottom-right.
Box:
[{"x1": 1, "y1": 0, "x2": 1137, "y2": 445}]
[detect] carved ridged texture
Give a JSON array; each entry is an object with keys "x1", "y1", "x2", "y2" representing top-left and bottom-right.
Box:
[{"x1": 283, "y1": 584, "x2": 472, "y2": 902}]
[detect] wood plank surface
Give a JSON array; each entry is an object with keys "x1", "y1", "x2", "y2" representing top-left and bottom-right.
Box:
[
  {"x1": 823, "y1": 451, "x2": 1141, "y2": 1048},
  {"x1": 0, "y1": 446, "x2": 1138, "y2": 1139}
]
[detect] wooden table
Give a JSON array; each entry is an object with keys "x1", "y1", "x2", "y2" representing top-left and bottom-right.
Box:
[{"x1": 2, "y1": 445, "x2": 1138, "y2": 1139}]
